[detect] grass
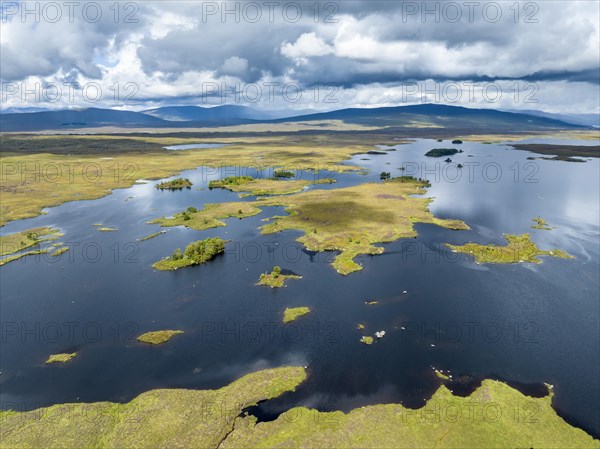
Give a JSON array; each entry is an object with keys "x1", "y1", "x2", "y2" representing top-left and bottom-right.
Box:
[
  {"x1": 258, "y1": 179, "x2": 468, "y2": 274},
  {"x1": 45, "y1": 353, "x2": 77, "y2": 364},
  {"x1": 447, "y1": 234, "x2": 574, "y2": 264},
  {"x1": 531, "y1": 217, "x2": 554, "y2": 230},
  {"x1": 0, "y1": 366, "x2": 597, "y2": 448},
  {"x1": 0, "y1": 227, "x2": 59, "y2": 256},
  {"x1": 98, "y1": 227, "x2": 117, "y2": 232},
  {"x1": 0, "y1": 366, "x2": 307, "y2": 449},
  {"x1": 360, "y1": 336, "x2": 374, "y2": 345},
  {"x1": 152, "y1": 237, "x2": 226, "y2": 271},
  {"x1": 50, "y1": 246, "x2": 70, "y2": 257},
  {"x1": 155, "y1": 178, "x2": 193, "y2": 190},
  {"x1": 140, "y1": 231, "x2": 165, "y2": 241},
  {"x1": 209, "y1": 176, "x2": 336, "y2": 197},
  {"x1": 150, "y1": 203, "x2": 262, "y2": 231},
  {"x1": 257, "y1": 266, "x2": 302, "y2": 288},
  {"x1": 0, "y1": 134, "x2": 368, "y2": 226},
  {"x1": 283, "y1": 307, "x2": 311, "y2": 324},
  {"x1": 222, "y1": 379, "x2": 600, "y2": 448},
  {"x1": 0, "y1": 249, "x2": 49, "y2": 266},
  {"x1": 137, "y1": 330, "x2": 184, "y2": 345}
]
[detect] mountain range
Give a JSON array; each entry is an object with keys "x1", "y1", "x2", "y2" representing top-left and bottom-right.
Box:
[{"x1": 0, "y1": 104, "x2": 593, "y2": 132}]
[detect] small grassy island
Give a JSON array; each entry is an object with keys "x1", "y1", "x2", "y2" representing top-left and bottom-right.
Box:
[
  {"x1": 98, "y1": 227, "x2": 117, "y2": 232},
  {"x1": 1, "y1": 366, "x2": 598, "y2": 448},
  {"x1": 258, "y1": 176, "x2": 467, "y2": 274},
  {"x1": 447, "y1": 234, "x2": 574, "y2": 264},
  {"x1": 425, "y1": 148, "x2": 461, "y2": 157},
  {"x1": 150, "y1": 203, "x2": 262, "y2": 231},
  {"x1": 155, "y1": 178, "x2": 193, "y2": 190},
  {"x1": 153, "y1": 237, "x2": 226, "y2": 271},
  {"x1": 140, "y1": 231, "x2": 166, "y2": 241},
  {"x1": 283, "y1": 307, "x2": 311, "y2": 323},
  {"x1": 360, "y1": 335, "x2": 374, "y2": 345},
  {"x1": 137, "y1": 330, "x2": 184, "y2": 345},
  {"x1": 531, "y1": 217, "x2": 554, "y2": 230},
  {"x1": 209, "y1": 175, "x2": 335, "y2": 197},
  {"x1": 257, "y1": 266, "x2": 302, "y2": 288},
  {"x1": 0, "y1": 227, "x2": 62, "y2": 266},
  {"x1": 452, "y1": 139, "x2": 463, "y2": 144},
  {"x1": 45, "y1": 352, "x2": 77, "y2": 364}
]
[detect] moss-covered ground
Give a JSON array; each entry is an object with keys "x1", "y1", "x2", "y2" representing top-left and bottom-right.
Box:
[
  {"x1": 283, "y1": 307, "x2": 311, "y2": 323},
  {"x1": 137, "y1": 330, "x2": 184, "y2": 345},
  {"x1": 447, "y1": 234, "x2": 573, "y2": 264}
]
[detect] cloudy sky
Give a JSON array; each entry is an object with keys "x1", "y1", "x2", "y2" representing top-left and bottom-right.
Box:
[{"x1": 1, "y1": 1, "x2": 599, "y2": 113}]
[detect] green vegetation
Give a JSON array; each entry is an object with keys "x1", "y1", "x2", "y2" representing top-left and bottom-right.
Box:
[
  {"x1": 155, "y1": 178, "x2": 193, "y2": 190},
  {"x1": 222, "y1": 380, "x2": 599, "y2": 448},
  {"x1": 150, "y1": 202, "x2": 262, "y2": 231},
  {"x1": 531, "y1": 217, "x2": 554, "y2": 230},
  {"x1": 385, "y1": 175, "x2": 431, "y2": 187},
  {"x1": 45, "y1": 353, "x2": 77, "y2": 364},
  {"x1": 447, "y1": 234, "x2": 574, "y2": 264},
  {"x1": 434, "y1": 369, "x2": 450, "y2": 380},
  {"x1": 257, "y1": 266, "x2": 302, "y2": 288},
  {"x1": 273, "y1": 170, "x2": 295, "y2": 179},
  {"x1": 209, "y1": 176, "x2": 254, "y2": 189},
  {"x1": 50, "y1": 247, "x2": 70, "y2": 257},
  {"x1": 379, "y1": 171, "x2": 391, "y2": 180},
  {"x1": 0, "y1": 367, "x2": 307, "y2": 449},
  {"x1": 360, "y1": 336, "x2": 374, "y2": 345},
  {"x1": 0, "y1": 227, "x2": 59, "y2": 256},
  {"x1": 98, "y1": 227, "x2": 117, "y2": 232},
  {"x1": 209, "y1": 175, "x2": 335, "y2": 197},
  {"x1": 425, "y1": 148, "x2": 460, "y2": 157},
  {"x1": 0, "y1": 366, "x2": 597, "y2": 448},
  {"x1": 283, "y1": 307, "x2": 311, "y2": 324},
  {"x1": 140, "y1": 231, "x2": 165, "y2": 241},
  {"x1": 137, "y1": 330, "x2": 184, "y2": 345},
  {"x1": 0, "y1": 249, "x2": 49, "y2": 266},
  {"x1": 452, "y1": 139, "x2": 463, "y2": 144},
  {"x1": 259, "y1": 180, "x2": 468, "y2": 274},
  {"x1": 357, "y1": 323, "x2": 365, "y2": 330},
  {"x1": 152, "y1": 237, "x2": 226, "y2": 271}
]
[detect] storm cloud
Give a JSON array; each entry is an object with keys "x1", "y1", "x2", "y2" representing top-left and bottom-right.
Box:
[{"x1": 1, "y1": 1, "x2": 598, "y2": 112}]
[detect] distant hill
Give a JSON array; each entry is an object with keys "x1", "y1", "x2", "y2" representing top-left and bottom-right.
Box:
[
  {"x1": 504, "y1": 109, "x2": 600, "y2": 128},
  {"x1": 273, "y1": 104, "x2": 582, "y2": 131},
  {"x1": 0, "y1": 108, "x2": 168, "y2": 132},
  {"x1": 143, "y1": 105, "x2": 318, "y2": 121},
  {"x1": 0, "y1": 104, "x2": 586, "y2": 132}
]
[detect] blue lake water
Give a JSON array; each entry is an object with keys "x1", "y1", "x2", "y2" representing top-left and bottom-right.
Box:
[{"x1": 0, "y1": 139, "x2": 598, "y2": 436}]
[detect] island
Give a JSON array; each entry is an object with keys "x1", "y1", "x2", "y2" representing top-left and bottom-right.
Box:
[
  {"x1": 283, "y1": 307, "x2": 311, "y2": 323},
  {"x1": 149, "y1": 203, "x2": 262, "y2": 231},
  {"x1": 531, "y1": 217, "x2": 554, "y2": 230},
  {"x1": 155, "y1": 178, "x2": 193, "y2": 190},
  {"x1": 209, "y1": 175, "x2": 336, "y2": 197},
  {"x1": 360, "y1": 336, "x2": 374, "y2": 345},
  {"x1": 140, "y1": 231, "x2": 166, "y2": 241},
  {"x1": 0, "y1": 227, "x2": 61, "y2": 266},
  {"x1": 425, "y1": 148, "x2": 460, "y2": 157},
  {"x1": 257, "y1": 266, "x2": 302, "y2": 288},
  {"x1": 152, "y1": 237, "x2": 226, "y2": 271},
  {"x1": 257, "y1": 176, "x2": 467, "y2": 274},
  {"x1": 447, "y1": 234, "x2": 573, "y2": 264},
  {"x1": 45, "y1": 352, "x2": 77, "y2": 364},
  {"x1": 137, "y1": 330, "x2": 184, "y2": 345}
]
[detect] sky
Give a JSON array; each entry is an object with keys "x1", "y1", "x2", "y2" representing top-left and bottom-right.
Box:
[{"x1": 1, "y1": 1, "x2": 599, "y2": 113}]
